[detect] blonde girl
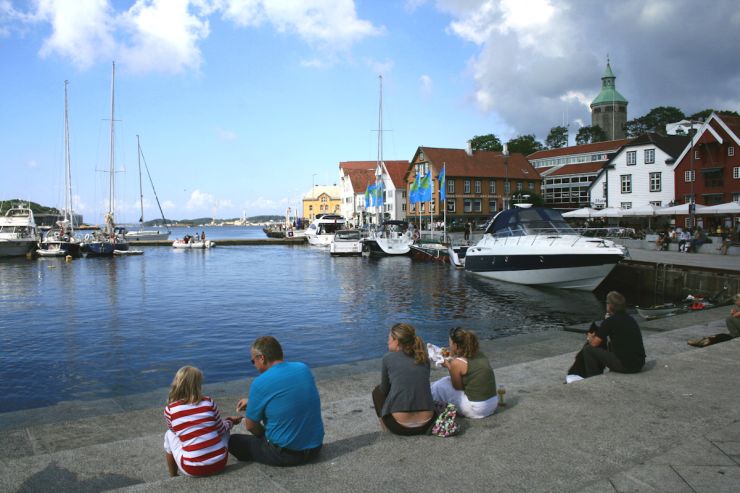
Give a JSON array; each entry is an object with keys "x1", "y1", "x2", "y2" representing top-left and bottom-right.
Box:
[
  {"x1": 371, "y1": 323, "x2": 435, "y2": 435},
  {"x1": 163, "y1": 366, "x2": 243, "y2": 477}
]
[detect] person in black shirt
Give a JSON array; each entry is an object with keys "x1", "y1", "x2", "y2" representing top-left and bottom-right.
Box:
[{"x1": 582, "y1": 291, "x2": 646, "y2": 377}]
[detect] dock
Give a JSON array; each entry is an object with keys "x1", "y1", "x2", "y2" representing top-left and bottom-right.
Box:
[{"x1": 129, "y1": 237, "x2": 307, "y2": 246}]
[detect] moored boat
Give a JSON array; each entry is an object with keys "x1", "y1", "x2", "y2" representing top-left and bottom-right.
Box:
[
  {"x1": 305, "y1": 214, "x2": 346, "y2": 247},
  {"x1": 464, "y1": 205, "x2": 626, "y2": 291},
  {"x1": 124, "y1": 135, "x2": 170, "y2": 242},
  {"x1": 362, "y1": 220, "x2": 413, "y2": 256},
  {"x1": 409, "y1": 241, "x2": 450, "y2": 263},
  {"x1": 330, "y1": 229, "x2": 363, "y2": 256},
  {"x1": 172, "y1": 235, "x2": 215, "y2": 249},
  {"x1": 0, "y1": 205, "x2": 39, "y2": 257}
]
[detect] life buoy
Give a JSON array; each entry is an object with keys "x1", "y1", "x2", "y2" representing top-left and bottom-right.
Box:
[{"x1": 85, "y1": 234, "x2": 91, "y2": 241}]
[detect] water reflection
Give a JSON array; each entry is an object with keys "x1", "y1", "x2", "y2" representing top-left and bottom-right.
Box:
[{"x1": 0, "y1": 244, "x2": 604, "y2": 412}]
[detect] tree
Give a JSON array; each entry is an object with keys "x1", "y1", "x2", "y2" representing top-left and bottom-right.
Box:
[
  {"x1": 469, "y1": 134, "x2": 503, "y2": 152},
  {"x1": 505, "y1": 134, "x2": 544, "y2": 156},
  {"x1": 545, "y1": 126, "x2": 568, "y2": 149},
  {"x1": 625, "y1": 106, "x2": 685, "y2": 137},
  {"x1": 688, "y1": 109, "x2": 740, "y2": 121},
  {"x1": 511, "y1": 190, "x2": 544, "y2": 207},
  {"x1": 575, "y1": 125, "x2": 607, "y2": 145}
]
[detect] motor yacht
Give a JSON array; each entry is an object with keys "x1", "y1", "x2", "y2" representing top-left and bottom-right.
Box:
[{"x1": 305, "y1": 214, "x2": 346, "y2": 247}]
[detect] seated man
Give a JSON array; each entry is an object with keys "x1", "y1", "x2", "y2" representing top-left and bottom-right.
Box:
[
  {"x1": 229, "y1": 336, "x2": 324, "y2": 466},
  {"x1": 581, "y1": 291, "x2": 646, "y2": 378}
]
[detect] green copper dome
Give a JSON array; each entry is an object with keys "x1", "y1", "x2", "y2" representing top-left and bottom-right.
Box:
[{"x1": 591, "y1": 61, "x2": 628, "y2": 107}]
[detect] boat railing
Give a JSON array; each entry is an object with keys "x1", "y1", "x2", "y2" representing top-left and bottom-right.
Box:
[{"x1": 488, "y1": 227, "x2": 616, "y2": 248}]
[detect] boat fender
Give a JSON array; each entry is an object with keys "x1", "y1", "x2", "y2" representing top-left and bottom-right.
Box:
[
  {"x1": 85, "y1": 234, "x2": 91, "y2": 242},
  {"x1": 689, "y1": 302, "x2": 705, "y2": 311}
]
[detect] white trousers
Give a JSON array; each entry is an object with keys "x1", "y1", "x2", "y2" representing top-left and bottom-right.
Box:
[
  {"x1": 431, "y1": 376, "x2": 498, "y2": 419},
  {"x1": 163, "y1": 429, "x2": 230, "y2": 477}
]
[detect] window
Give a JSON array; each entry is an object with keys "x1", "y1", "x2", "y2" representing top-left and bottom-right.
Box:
[
  {"x1": 626, "y1": 151, "x2": 636, "y2": 165},
  {"x1": 649, "y1": 172, "x2": 661, "y2": 192},
  {"x1": 733, "y1": 193, "x2": 740, "y2": 203},
  {"x1": 621, "y1": 202, "x2": 632, "y2": 209},
  {"x1": 620, "y1": 174, "x2": 632, "y2": 193},
  {"x1": 463, "y1": 199, "x2": 472, "y2": 212},
  {"x1": 703, "y1": 169, "x2": 723, "y2": 188},
  {"x1": 464, "y1": 180, "x2": 470, "y2": 194},
  {"x1": 430, "y1": 199, "x2": 435, "y2": 213},
  {"x1": 473, "y1": 199, "x2": 482, "y2": 212},
  {"x1": 694, "y1": 150, "x2": 700, "y2": 160},
  {"x1": 683, "y1": 194, "x2": 694, "y2": 204},
  {"x1": 649, "y1": 201, "x2": 662, "y2": 206},
  {"x1": 504, "y1": 181, "x2": 510, "y2": 194},
  {"x1": 446, "y1": 199, "x2": 455, "y2": 212},
  {"x1": 489, "y1": 181, "x2": 496, "y2": 194},
  {"x1": 516, "y1": 181, "x2": 523, "y2": 191},
  {"x1": 734, "y1": 167, "x2": 740, "y2": 179},
  {"x1": 448, "y1": 179, "x2": 455, "y2": 194},
  {"x1": 684, "y1": 170, "x2": 695, "y2": 182},
  {"x1": 474, "y1": 180, "x2": 481, "y2": 194},
  {"x1": 603, "y1": 181, "x2": 607, "y2": 196},
  {"x1": 401, "y1": 191, "x2": 406, "y2": 199},
  {"x1": 729, "y1": 146, "x2": 735, "y2": 157},
  {"x1": 528, "y1": 182, "x2": 535, "y2": 190},
  {"x1": 321, "y1": 196, "x2": 327, "y2": 202},
  {"x1": 402, "y1": 203, "x2": 406, "y2": 212},
  {"x1": 644, "y1": 148, "x2": 655, "y2": 164},
  {"x1": 489, "y1": 199, "x2": 497, "y2": 212}
]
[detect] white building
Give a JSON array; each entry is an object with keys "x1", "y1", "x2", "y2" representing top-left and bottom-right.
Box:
[
  {"x1": 338, "y1": 160, "x2": 409, "y2": 225},
  {"x1": 589, "y1": 133, "x2": 690, "y2": 209}
]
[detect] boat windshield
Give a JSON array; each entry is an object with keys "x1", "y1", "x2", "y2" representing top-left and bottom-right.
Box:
[
  {"x1": 319, "y1": 223, "x2": 345, "y2": 235},
  {"x1": 335, "y1": 230, "x2": 360, "y2": 240},
  {"x1": 485, "y1": 207, "x2": 577, "y2": 237}
]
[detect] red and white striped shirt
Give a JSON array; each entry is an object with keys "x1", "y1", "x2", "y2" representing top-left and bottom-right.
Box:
[{"x1": 164, "y1": 397, "x2": 234, "y2": 476}]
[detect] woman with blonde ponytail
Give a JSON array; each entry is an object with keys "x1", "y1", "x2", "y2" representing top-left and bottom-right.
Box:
[
  {"x1": 371, "y1": 323, "x2": 435, "y2": 435},
  {"x1": 431, "y1": 327, "x2": 498, "y2": 419}
]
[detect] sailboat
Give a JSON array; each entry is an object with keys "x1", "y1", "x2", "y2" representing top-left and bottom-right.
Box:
[
  {"x1": 82, "y1": 62, "x2": 129, "y2": 256},
  {"x1": 361, "y1": 75, "x2": 412, "y2": 256},
  {"x1": 124, "y1": 135, "x2": 171, "y2": 241},
  {"x1": 38, "y1": 80, "x2": 82, "y2": 257}
]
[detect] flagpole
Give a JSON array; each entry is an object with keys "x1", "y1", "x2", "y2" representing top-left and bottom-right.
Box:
[{"x1": 429, "y1": 175, "x2": 434, "y2": 241}]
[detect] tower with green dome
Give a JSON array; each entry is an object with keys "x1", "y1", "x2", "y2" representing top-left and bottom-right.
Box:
[{"x1": 590, "y1": 58, "x2": 628, "y2": 140}]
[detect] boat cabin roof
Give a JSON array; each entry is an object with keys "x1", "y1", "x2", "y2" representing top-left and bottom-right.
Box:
[{"x1": 485, "y1": 207, "x2": 575, "y2": 236}]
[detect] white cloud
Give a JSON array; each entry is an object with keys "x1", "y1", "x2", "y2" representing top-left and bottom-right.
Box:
[
  {"x1": 186, "y1": 189, "x2": 214, "y2": 209},
  {"x1": 441, "y1": 0, "x2": 740, "y2": 139},
  {"x1": 161, "y1": 200, "x2": 176, "y2": 210},
  {"x1": 8, "y1": 0, "x2": 379, "y2": 74},
  {"x1": 242, "y1": 196, "x2": 278, "y2": 210},
  {"x1": 419, "y1": 74, "x2": 432, "y2": 97}
]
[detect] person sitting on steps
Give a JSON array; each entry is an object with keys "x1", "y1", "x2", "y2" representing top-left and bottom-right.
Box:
[{"x1": 688, "y1": 293, "x2": 740, "y2": 347}]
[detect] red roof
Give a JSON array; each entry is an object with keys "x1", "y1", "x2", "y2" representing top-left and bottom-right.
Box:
[
  {"x1": 384, "y1": 161, "x2": 410, "y2": 187},
  {"x1": 343, "y1": 168, "x2": 375, "y2": 192},
  {"x1": 339, "y1": 161, "x2": 376, "y2": 170},
  {"x1": 716, "y1": 114, "x2": 740, "y2": 144},
  {"x1": 528, "y1": 138, "x2": 633, "y2": 160},
  {"x1": 547, "y1": 162, "x2": 605, "y2": 177},
  {"x1": 412, "y1": 147, "x2": 540, "y2": 181}
]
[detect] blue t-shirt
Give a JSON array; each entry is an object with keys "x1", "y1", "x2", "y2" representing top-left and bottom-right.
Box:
[{"x1": 246, "y1": 361, "x2": 324, "y2": 450}]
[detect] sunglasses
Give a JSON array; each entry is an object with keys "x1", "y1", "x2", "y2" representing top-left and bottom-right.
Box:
[{"x1": 251, "y1": 353, "x2": 264, "y2": 365}]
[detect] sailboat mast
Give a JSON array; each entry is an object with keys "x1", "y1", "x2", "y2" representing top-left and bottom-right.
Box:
[
  {"x1": 137, "y1": 134, "x2": 144, "y2": 227},
  {"x1": 376, "y1": 74, "x2": 383, "y2": 226},
  {"x1": 63, "y1": 80, "x2": 73, "y2": 232},
  {"x1": 108, "y1": 61, "x2": 116, "y2": 224}
]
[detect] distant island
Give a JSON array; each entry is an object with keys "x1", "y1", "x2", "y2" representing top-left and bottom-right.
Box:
[{"x1": 0, "y1": 199, "x2": 283, "y2": 227}]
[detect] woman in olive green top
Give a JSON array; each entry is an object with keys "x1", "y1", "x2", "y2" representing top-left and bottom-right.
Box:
[{"x1": 431, "y1": 327, "x2": 498, "y2": 418}]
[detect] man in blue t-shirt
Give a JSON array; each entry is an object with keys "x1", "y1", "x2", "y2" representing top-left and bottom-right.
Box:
[{"x1": 229, "y1": 336, "x2": 324, "y2": 466}]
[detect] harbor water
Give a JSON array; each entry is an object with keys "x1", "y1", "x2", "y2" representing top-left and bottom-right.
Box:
[{"x1": 0, "y1": 226, "x2": 606, "y2": 413}]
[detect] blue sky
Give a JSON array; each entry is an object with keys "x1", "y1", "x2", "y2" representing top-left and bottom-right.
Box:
[{"x1": 2, "y1": 1, "x2": 739, "y2": 222}]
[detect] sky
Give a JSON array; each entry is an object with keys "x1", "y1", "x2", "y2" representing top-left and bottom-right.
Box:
[{"x1": 2, "y1": 0, "x2": 740, "y2": 222}]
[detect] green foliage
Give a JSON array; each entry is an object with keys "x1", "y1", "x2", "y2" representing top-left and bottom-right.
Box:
[
  {"x1": 545, "y1": 126, "x2": 568, "y2": 149},
  {"x1": 688, "y1": 109, "x2": 740, "y2": 121},
  {"x1": 469, "y1": 134, "x2": 503, "y2": 152},
  {"x1": 506, "y1": 134, "x2": 544, "y2": 155},
  {"x1": 511, "y1": 190, "x2": 544, "y2": 207},
  {"x1": 0, "y1": 199, "x2": 59, "y2": 215},
  {"x1": 624, "y1": 106, "x2": 685, "y2": 137},
  {"x1": 575, "y1": 125, "x2": 608, "y2": 145}
]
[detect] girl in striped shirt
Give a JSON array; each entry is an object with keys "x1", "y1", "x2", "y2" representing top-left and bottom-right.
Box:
[{"x1": 164, "y1": 366, "x2": 243, "y2": 477}]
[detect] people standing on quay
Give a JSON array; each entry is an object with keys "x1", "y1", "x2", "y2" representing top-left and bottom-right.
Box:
[
  {"x1": 463, "y1": 221, "x2": 470, "y2": 242},
  {"x1": 163, "y1": 366, "x2": 242, "y2": 477},
  {"x1": 229, "y1": 336, "x2": 324, "y2": 466},
  {"x1": 372, "y1": 323, "x2": 435, "y2": 435},
  {"x1": 580, "y1": 291, "x2": 646, "y2": 378},
  {"x1": 431, "y1": 327, "x2": 499, "y2": 419}
]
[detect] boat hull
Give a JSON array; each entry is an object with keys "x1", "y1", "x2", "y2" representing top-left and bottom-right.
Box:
[
  {"x1": 409, "y1": 244, "x2": 450, "y2": 263},
  {"x1": 0, "y1": 240, "x2": 36, "y2": 257},
  {"x1": 306, "y1": 235, "x2": 334, "y2": 247},
  {"x1": 330, "y1": 241, "x2": 363, "y2": 256},
  {"x1": 465, "y1": 253, "x2": 623, "y2": 290},
  {"x1": 84, "y1": 241, "x2": 128, "y2": 257},
  {"x1": 362, "y1": 238, "x2": 411, "y2": 256},
  {"x1": 39, "y1": 240, "x2": 82, "y2": 257},
  {"x1": 125, "y1": 231, "x2": 170, "y2": 241},
  {"x1": 172, "y1": 240, "x2": 215, "y2": 249}
]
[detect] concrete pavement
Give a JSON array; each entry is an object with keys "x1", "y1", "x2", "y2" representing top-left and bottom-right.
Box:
[{"x1": 1, "y1": 307, "x2": 738, "y2": 492}]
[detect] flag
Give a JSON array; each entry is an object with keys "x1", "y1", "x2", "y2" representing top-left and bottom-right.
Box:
[
  {"x1": 419, "y1": 170, "x2": 432, "y2": 202},
  {"x1": 364, "y1": 184, "x2": 372, "y2": 209},
  {"x1": 375, "y1": 181, "x2": 384, "y2": 207},
  {"x1": 409, "y1": 172, "x2": 420, "y2": 204},
  {"x1": 438, "y1": 164, "x2": 446, "y2": 202}
]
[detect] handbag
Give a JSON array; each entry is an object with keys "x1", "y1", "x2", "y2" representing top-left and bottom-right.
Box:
[{"x1": 431, "y1": 402, "x2": 460, "y2": 437}]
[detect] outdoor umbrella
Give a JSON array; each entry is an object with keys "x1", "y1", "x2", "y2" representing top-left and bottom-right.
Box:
[
  {"x1": 698, "y1": 201, "x2": 740, "y2": 215},
  {"x1": 621, "y1": 204, "x2": 663, "y2": 230},
  {"x1": 654, "y1": 203, "x2": 707, "y2": 216},
  {"x1": 562, "y1": 207, "x2": 597, "y2": 218},
  {"x1": 593, "y1": 207, "x2": 624, "y2": 218}
]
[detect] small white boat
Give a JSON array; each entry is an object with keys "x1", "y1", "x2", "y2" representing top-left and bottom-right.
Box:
[
  {"x1": 113, "y1": 249, "x2": 144, "y2": 256},
  {"x1": 36, "y1": 244, "x2": 67, "y2": 257},
  {"x1": 305, "y1": 214, "x2": 346, "y2": 247},
  {"x1": 362, "y1": 220, "x2": 413, "y2": 256},
  {"x1": 330, "y1": 229, "x2": 363, "y2": 256},
  {"x1": 0, "y1": 205, "x2": 39, "y2": 257},
  {"x1": 172, "y1": 235, "x2": 215, "y2": 249}
]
